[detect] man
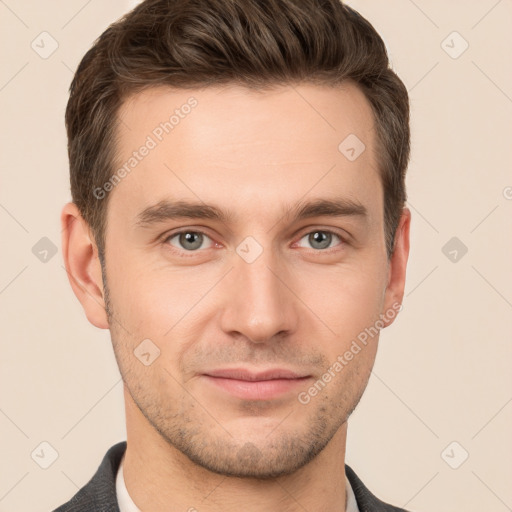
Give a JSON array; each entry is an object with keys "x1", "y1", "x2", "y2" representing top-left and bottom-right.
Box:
[{"x1": 56, "y1": 0, "x2": 412, "y2": 510}]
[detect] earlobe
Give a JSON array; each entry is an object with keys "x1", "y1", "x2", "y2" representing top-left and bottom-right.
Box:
[
  {"x1": 61, "y1": 202, "x2": 109, "y2": 329},
  {"x1": 382, "y1": 207, "x2": 411, "y2": 328}
]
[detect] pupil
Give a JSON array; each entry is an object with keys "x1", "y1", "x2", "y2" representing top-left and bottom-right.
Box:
[
  {"x1": 310, "y1": 231, "x2": 330, "y2": 249},
  {"x1": 181, "y1": 232, "x2": 202, "y2": 250}
]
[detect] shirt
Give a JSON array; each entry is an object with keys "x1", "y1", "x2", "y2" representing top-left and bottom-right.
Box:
[{"x1": 116, "y1": 454, "x2": 360, "y2": 512}]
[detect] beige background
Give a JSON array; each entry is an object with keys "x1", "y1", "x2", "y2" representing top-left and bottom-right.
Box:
[{"x1": 1, "y1": 1, "x2": 511, "y2": 511}]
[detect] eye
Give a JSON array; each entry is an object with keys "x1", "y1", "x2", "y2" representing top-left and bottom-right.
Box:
[
  {"x1": 165, "y1": 230, "x2": 214, "y2": 251},
  {"x1": 296, "y1": 230, "x2": 344, "y2": 251}
]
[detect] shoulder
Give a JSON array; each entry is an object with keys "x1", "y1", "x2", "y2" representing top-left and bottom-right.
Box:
[
  {"x1": 52, "y1": 441, "x2": 127, "y2": 512},
  {"x1": 345, "y1": 464, "x2": 413, "y2": 512}
]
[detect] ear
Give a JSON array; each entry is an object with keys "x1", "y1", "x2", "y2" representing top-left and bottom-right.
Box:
[
  {"x1": 61, "y1": 202, "x2": 109, "y2": 329},
  {"x1": 382, "y1": 207, "x2": 411, "y2": 327}
]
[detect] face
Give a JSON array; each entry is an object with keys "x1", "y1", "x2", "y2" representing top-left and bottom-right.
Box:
[{"x1": 95, "y1": 83, "x2": 406, "y2": 478}]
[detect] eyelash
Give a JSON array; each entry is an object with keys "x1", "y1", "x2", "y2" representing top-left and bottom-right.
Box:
[{"x1": 162, "y1": 228, "x2": 347, "y2": 257}]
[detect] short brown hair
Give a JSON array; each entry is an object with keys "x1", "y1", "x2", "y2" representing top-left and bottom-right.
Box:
[{"x1": 65, "y1": 0, "x2": 410, "y2": 259}]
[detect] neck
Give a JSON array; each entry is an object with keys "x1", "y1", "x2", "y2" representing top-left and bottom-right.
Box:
[{"x1": 122, "y1": 389, "x2": 348, "y2": 512}]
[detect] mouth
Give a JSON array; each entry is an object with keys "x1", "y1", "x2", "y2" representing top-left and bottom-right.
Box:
[{"x1": 201, "y1": 368, "x2": 312, "y2": 400}]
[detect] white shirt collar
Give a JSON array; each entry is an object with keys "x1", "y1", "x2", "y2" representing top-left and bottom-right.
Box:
[
  {"x1": 345, "y1": 469, "x2": 360, "y2": 512},
  {"x1": 116, "y1": 455, "x2": 142, "y2": 512},
  {"x1": 116, "y1": 455, "x2": 359, "y2": 512}
]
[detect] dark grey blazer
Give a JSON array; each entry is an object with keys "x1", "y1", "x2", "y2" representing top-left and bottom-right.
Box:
[{"x1": 53, "y1": 441, "x2": 411, "y2": 512}]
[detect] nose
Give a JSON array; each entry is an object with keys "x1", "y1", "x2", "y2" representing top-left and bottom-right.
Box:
[{"x1": 219, "y1": 246, "x2": 299, "y2": 344}]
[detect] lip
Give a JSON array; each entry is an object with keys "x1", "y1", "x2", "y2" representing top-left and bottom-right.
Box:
[
  {"x1": 201, "y1": 368, "x2": 311, "y2": 400},
  {"x1": 204, "y1": 368, "x2": 308, "y2": 381}
]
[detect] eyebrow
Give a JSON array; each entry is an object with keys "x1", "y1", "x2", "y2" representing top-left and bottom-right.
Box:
[{"x1": 135, "y1": 197, "x2": 368, "y2": 228}]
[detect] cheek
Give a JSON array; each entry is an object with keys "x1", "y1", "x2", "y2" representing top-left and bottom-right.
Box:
[
  {"x1": 107, "y1": 259, "x2": 216, "y2": 345},
  {"x1": 298, "y1": 260, "x2": 387, "y2": 339}
]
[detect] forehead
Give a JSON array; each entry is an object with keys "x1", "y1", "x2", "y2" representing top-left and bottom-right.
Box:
[
  {"x1": 117, "y1": 82, "x2": 375, "y2": 151},
  {"x1": 109, "y1": 83, "x2": 381, "y2": 229}
]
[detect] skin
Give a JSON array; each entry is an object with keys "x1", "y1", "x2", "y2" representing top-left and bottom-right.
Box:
[{"x1": 61, "y1": 82, "x2": 410, "y2": 512}]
